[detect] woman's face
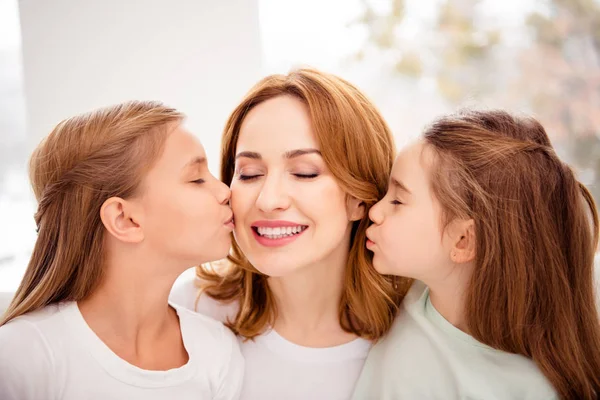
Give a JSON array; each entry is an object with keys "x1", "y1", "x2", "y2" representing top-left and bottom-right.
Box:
[{"x1": 230, "y1": 95, "x2": 363, "y2": 277}]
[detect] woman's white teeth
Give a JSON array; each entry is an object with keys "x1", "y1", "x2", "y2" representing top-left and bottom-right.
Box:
[{"x1": 257, "y1": 226, "x2": 306, "y2": 239}]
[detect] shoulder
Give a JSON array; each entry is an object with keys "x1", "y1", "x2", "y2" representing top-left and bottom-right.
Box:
[
  {"x1": 371, "y1": 281, "x2": 434, "y2": 352},
  {"x1": 0, "y1": 305, "x2": 61, "y2": 399},
  {"x1": 172, "y1": 302, "x2": 239, "y2": 355},
  {"x1": 401, "y1": 280, "x2": 428, "y2": 309},
  {"x1": 0, "y1": 303, "x2": 62, "y2": 349},
  {"x1": 170, "y1": 269, "x2": 239, "y2": 323},
  {"x1": 173, "y1": 303, "x2": 244, "y2": 399}
]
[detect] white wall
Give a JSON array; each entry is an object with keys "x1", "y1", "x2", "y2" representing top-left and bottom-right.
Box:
[
  {"x1": 1, "y1": 0, "x2": 264, "y2": 292},
  {"x1": 18, "y1": 0, "x2": 264, "y2": 172}
]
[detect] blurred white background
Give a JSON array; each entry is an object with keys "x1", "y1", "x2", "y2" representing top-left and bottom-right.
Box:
[{"x1": 1, "y1": 0, "x2": 599, "y2": 292}]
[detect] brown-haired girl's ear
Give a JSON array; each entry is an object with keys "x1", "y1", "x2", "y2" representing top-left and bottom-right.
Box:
[
  {"x1": 100, "y1": 197, "x2": 144, "y2": 243},
  {"x1": 346, "y1": 197, "x2": 366, "y2": 222},
  {"x1": 450, "y1": 219, "x2": 476, "y2": 264}
]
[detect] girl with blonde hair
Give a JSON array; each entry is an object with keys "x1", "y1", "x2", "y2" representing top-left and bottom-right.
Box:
[{"x1": 0, "y1": 101, "x2": 243, "y2": 400}]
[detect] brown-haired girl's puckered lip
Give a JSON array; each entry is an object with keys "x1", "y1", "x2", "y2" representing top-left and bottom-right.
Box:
[
  {"x1": 365, "y1": 228, "x2": 376, "y2": 249},
  {"x1": 251, "y1": 220, "x2": 309, "y2": 247}
]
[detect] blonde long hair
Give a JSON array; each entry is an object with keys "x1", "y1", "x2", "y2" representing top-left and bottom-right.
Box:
[{"x1": 1, "y1": 101, "x2": 183, "y2": 326}]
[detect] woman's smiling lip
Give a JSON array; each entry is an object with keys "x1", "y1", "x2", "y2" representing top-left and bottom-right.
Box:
[
  {"x1": 251, "y1": 220, "x2": 309, "y2": 247},
  {"x1": 251, "y1": 220, "x2": 305, "y2": 227}
]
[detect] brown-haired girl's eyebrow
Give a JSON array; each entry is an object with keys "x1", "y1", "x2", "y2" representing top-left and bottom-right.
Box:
[{"x1": 391, "y1": 177, "x2": 411, "y2": 194}]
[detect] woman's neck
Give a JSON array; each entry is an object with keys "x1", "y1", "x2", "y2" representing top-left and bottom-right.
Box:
[{"x1": 268, "y1": 244, "x2": 358, "y2": 347}]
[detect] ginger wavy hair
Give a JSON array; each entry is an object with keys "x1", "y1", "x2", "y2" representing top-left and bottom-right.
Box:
[
  {"x1": 1, "y1": 101, "x2": 183, "y2": 326},
  {"x1": 197, "y1": 68, "x2": 412, "y2": 340},
  {"x1": 424, "y1": 110, "x2": 600, "y2": 399}
]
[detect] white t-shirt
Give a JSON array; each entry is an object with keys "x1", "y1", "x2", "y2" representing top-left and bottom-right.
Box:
[
  {"x1": 351, "y1": 281, "x2": 558, "y2": 400},
  {"x1": 170, "y1": 272, "x2": 372, "y2": 400},
  {"x1": 0, "y1": 301, "x2": 244, "y2": 400}
]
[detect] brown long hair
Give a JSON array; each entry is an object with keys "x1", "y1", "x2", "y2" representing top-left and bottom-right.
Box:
[
  {"x1": 197, "y1": 68, "x2": 412, "y2": 340},
  {"x1": 424, "y1": 110, "x2": 600, "y2": 399},
  {"x1": 1, "y1": 101, "x2": 183, "y2": 326}
]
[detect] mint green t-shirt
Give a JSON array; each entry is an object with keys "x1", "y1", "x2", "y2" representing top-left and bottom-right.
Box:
[{"x1": 352, "y1": 281, "x2": 558, "y2": 400}]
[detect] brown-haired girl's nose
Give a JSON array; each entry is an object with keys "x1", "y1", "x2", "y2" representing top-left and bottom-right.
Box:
[{"x1": 369, "y1": 201, "x2": 384, "y2": 225}]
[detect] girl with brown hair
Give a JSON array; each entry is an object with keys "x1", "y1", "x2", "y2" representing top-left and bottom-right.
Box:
[
  {"x1": 170, "y1": 68, "x2": 412, "y2": 399},
  {"x1": 0, "y1": 101, "x2": 243, "y2": 400},
  {"x1": 354, "y1": 110, "x2": 600, "y2": 399}
]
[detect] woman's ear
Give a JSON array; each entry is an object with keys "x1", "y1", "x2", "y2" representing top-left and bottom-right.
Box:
[{"x1": 347, "y1": 196, "x2": 365, "y2": 222}]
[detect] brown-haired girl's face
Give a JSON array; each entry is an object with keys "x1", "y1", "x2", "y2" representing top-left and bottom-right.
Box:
[
  {"x1": 136, "y1": 125, "x2": 234, "y2": 266},
  {"x1": 367, "y1": 141, "x2": 452, "y2": 279},
  {"x1": 230, "y1": 95, "x2": 363, "y2": 277}
]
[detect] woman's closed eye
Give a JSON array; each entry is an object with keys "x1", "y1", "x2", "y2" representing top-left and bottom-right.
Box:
[{"x1": 293, "y1": 172, "x2": 319, "y2": 179}]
